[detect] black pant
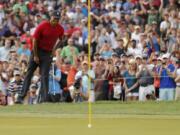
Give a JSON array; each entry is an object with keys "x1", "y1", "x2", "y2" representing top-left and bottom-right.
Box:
[
  {"x1": 155, "y1": 87, "x2": 159, "y2": 98},
  {"x1": 48, "y1": 94, "x2": 61, "y2": 102},
  {"x1": 21, "y1": 48, "x2": 52, "y2": 102},
  {"x1": 102, "y1": 80, "x2": 109, "y2": 100}
]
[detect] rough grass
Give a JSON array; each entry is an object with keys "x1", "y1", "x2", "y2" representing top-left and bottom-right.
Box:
[{"x1": 1, "y1": 101, "x2": 180, "y2": 117}]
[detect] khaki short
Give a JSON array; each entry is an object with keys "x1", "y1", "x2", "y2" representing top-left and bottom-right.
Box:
[{"x1": 175, "y1": 86, "x2": 180, "y2": 100}]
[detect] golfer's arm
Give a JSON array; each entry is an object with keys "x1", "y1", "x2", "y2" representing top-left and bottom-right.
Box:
[
  {"x1": 52, "y1": 39, "x2": 60, "y2": 55},
  {"x1": 33, "y1": 38, "x2": 38, "y2": 57},
  {"x1": 52, "y1": 36, "x2": 64, "y2": 55}
]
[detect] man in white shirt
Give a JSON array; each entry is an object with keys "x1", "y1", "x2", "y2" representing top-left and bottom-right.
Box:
[
  {"x1": 0, "y1": 38, "x2": 11, "y2": 61},
  {"x1": 160, "y1": 13, "x2": 170, "y2": 33},
  {"x1": 75, "y1": 61, "x2": 95, "y2": 102},
  {"x1": 127, "y1": 39, "x2": 143, "y2": 56},
  {"x1": 131, "y1": 25, "x2": 141, "y2": 44}
]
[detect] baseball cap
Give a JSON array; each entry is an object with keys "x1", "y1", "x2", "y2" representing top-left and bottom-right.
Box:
[
  {"x1": 14, "y1": 70, "x2": 20, "y2": 76},
  {"x1": 135, "y1": 55, "x2": 142, "y2": 59},
  {"x1": 52, "y1": 11, "x2": 61, "y2": 19},
  {"x1": 30, "y1": 83, "x2": 38, "y2": 89}
]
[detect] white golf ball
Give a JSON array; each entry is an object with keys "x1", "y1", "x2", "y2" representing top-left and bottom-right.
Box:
[{"x1": 88, "y1": 124, "x2": 92, "y2": 128}]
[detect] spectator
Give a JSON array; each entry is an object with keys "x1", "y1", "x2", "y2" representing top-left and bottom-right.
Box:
[
  {"x1": 0, "y1": 4, "x2": 5, "y2": 25},
  {"x1": 17, "y1": 40, "x2": 31, "y2": 57},
  {"x1": 48, "y1": 58, "x2": 62, "y2": 102},
  {"x1": 60, "y1": 38, "x2": 79, "y2": 64},
  {"x1": 112, "y1": 65, "x2": 124, "y2": 100},
  {"x1": 0, "y1": 38, "x2": 12, "y2": 61},
  {"x1": 7, "y1": 70, "x2": 23, "y2": 105},
  {"x1": 127, "y1": 39, "x2": 142, "y2": 56},
  {"x1": 158, "y1": 54, "x2": 176, "y2": 101},
  {"x1": 131, "y1": 25, "x2": 141, "y2": 44},
  {"x1": 0, "y1": 0, "x2": 179, "y2": 104},
  {"x1": 137, "y1": 54, "x2": 155, "y2": 101},
  {"x1": 160, "y1": 13, "x2": 170, "y2": 38},
  {"x1": 28, "y1": 83, "x2": 38, "y2": 104},
  {"x1": 114, "y1": 37, "x2": 126, "y2": 57},
  {"x1": 101, "y1": 58, "x2": 114, "y2": 100},
  {"x1": 93, "y1": 56, "x2": 106, "y2": 100},
  {"x1": 99, "y1": 42, "x2": 113, "y2": 59},
  {"x1": 152, "y1": 56, "x2": 161, "y2": 99},
  {"x1": 75, "y1": 61, "x2": 95, "y2": 102},
  {"x1": 0, "y1": 62, "x2": 9, "y2": 97},
  {"x1": 124, "y1": 59, "x2": 139, "y2": 101},
  {"x1": 72, "y1": 5, "x2": 85, "y2": 26}
]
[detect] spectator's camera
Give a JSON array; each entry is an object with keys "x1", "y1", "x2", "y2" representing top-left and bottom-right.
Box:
[
  {"x1": 73, "y1": 78, "x2": 82, "y2": 102},
  {"x1": 74, "y1": 78, "x2": 81, "y2": 90}
]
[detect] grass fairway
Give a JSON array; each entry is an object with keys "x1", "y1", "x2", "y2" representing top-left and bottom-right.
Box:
[{"x1": 1, "y1": 101, "x2": 180, "y2": 135}]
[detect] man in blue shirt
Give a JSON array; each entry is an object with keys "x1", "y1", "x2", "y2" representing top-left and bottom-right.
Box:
[
  {"x1": 48, "y1": 58, "x2": 62, "y2": 102},
  {"x1": 17, "y1": 40, "x2": 31, "y2": 57},
  {"x1": 158, "y1": 54, "x2": 176, "y2": 101}
]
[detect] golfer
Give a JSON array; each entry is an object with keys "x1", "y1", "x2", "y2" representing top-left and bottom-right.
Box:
[{"x1": 16, "y1": 11, "x2": 64, "y2": 103}]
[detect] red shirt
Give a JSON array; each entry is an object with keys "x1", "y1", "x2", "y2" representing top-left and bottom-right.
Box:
[
  {"x1": 33, "y1": 21, "x2": 64, "y2": 51},
  {"x1": 20, "y1": 34, "x2": 33, "y2": 51},
  {"x1": 65, "y1": 27, "x2": 81, "y2": 37}
]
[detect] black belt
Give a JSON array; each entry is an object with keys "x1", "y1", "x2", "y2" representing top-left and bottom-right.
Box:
[
  {"x1": 38, "y1": 48, "x2": 52, "y2": 53},
  {"x1": 38, "y1": 48, "x2": 52, "y2": 55},
  {"x1": 140, "y1": 84, "x2": 148, "y2": 87}
]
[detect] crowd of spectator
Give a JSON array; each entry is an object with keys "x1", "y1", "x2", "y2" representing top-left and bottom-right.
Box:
[{"x1": 0, "y1": 0, "x2": 180, "y2": 105}]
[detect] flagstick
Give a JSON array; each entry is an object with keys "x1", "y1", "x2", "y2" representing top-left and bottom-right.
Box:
[{"x1": 87, "y1": 0, "x2": 92, "y2": 128}]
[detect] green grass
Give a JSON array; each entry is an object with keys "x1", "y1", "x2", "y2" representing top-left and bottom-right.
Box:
[{"x1": 1, "y1": 101, "x2": 180, "y2": 135}]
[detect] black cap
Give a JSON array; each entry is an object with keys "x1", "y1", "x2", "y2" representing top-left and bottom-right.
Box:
[{"x1": 52, "y1": 11, "x2": 60, "y2": 19}]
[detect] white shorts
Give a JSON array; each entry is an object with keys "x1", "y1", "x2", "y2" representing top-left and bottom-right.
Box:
[
  {"x1": 126, "y1": 92, "x2": 139, "y2": 97},
  {"x1": 139, "y1": 85, "x2": 155, "y2": 101}
]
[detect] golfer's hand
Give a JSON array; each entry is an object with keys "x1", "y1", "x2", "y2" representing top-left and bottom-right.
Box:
[{"x1": 34, "y1": 56, "x2": 40, "y2": 64}]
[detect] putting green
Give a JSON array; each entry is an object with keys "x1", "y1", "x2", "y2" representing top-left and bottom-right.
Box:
[
  {"x1": 1, "y1": 102, "x2": 180, "y2": 135},
  {"x1": 0, "y1": 117, "x2": 180, "y2": 135}
]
